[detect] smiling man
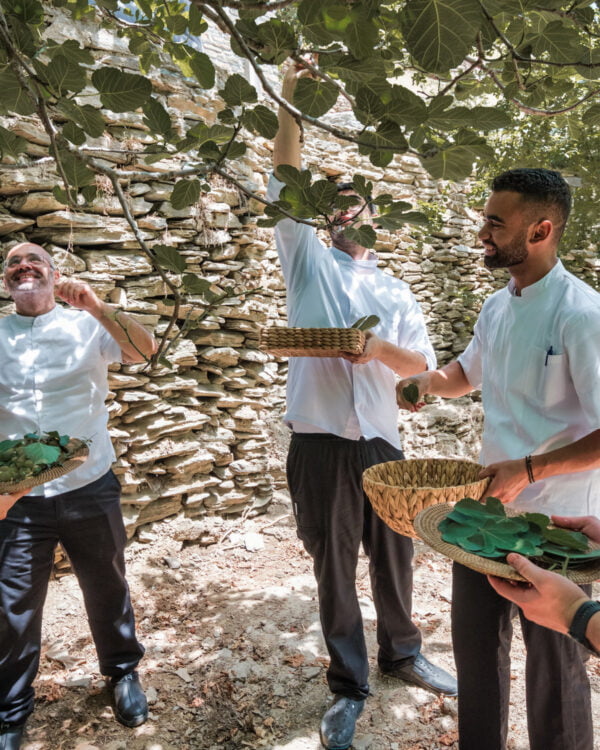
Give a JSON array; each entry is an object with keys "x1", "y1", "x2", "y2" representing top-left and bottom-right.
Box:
[
  {"x1": 397, "y1": 168, "x2": 600, "y2": 750},
  {"x1": 269, "y1": 64, "x2": 457, "y2": 750},
  {"x1": 0, "y1": 242, "x2": 157, "y2": 749}
]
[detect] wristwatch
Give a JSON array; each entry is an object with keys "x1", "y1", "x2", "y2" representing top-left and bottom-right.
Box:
[{"x1": 568, "y1": 600, "x2": 600, "y2": 654}]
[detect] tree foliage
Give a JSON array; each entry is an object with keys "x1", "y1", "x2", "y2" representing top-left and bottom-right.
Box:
[{"x1": 0, "y1": 0, "x2": 599, "y2": 363}]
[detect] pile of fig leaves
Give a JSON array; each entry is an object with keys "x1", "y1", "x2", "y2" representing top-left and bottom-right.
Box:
[
  {"x1": 440, "y1": 497, "x2": 600, "y2": 573},
  {"x1": 0, "y1": 432, "x2": 74, "y2": 484}
]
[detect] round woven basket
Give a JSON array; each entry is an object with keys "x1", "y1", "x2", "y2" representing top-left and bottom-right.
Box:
[
  {"x1": 414, "y1": 503, "x2": 600, "y2": 584},
  {"x1": 0, "y1": 439, "x2": 89, "y2": 495},
  {"x1": 362, "y1": 458, "x2": 490, "y2": 538},
  {"x1": 259, "y1": 326, "x2": 365, "y2": 358}
]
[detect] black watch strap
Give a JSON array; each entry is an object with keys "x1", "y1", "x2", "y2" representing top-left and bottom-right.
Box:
[{"x1": 568, "y1": 600, "x2": 600, "y2": 653}]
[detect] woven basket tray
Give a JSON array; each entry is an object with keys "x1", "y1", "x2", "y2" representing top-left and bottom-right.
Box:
[
  {"x1": 362, "y1": 458, "x2": 490, "y2": 538},
  {"x1": 414, "y1": 503, "x2": 600, "y2": 583},
  {"x1": 259, "y1": 327, "x2": 365, "y2": 358},
  {"x1": 0, "y1": 439, "x2": 89, "y2": 494}
]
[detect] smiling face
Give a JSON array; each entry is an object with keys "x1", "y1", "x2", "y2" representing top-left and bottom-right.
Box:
[
  {"x1": 478, "y1": 191, "x2": 533, "y2": 269},
  {"x1": 3, "y1": 242, "x2": 58, "y2": 314}
]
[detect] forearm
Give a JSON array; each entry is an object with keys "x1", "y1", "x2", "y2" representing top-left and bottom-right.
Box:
[
  {"x1": 530, "y1": 429, "x2": 600, "y2": 481},
  {"x1": 93, "y1": 303, "x2": 157, "y2": 363},
  {"x1": 376, "y1": 339, "x2": 428, "y2": 377},
  {"x1": 273, "y1": 75, "x2": 302, "y2": 172},
  {"x1": 424, "y1": 360, "x2": 474, "y2": 398}
]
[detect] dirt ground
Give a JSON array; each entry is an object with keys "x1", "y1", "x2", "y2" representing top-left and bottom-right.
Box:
[{"x1": 20, "y1": 491, "x2": 600, "y2": 750}]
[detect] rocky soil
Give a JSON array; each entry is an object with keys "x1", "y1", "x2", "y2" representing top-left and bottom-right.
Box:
[{"x1": 20, "y1": 491, "x2": 600, "y2": 750}]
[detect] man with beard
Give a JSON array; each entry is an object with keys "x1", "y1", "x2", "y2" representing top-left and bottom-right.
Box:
[
  {"x1": 397, "y1": 168, "x2": 600, "y2": 750},
  {"x1": 0, "y1": 242, "x2": 156, "y2": 749},
  {"x1": 269, "y1": 64, "x2": 457, "y2": 750}
]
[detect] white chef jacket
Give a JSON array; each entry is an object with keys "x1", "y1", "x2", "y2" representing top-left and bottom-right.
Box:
[
  {"x1": 458, "y1": 260, "x2": 600, "y2": 516},
  {"x1": 0, "y1": 305, "x2": 122, "y2": 496},
  {"x1": 267, "y1": 174, "x2": 436, "y2": 448}
]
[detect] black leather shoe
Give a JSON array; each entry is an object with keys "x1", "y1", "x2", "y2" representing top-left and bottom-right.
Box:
[
  {"x1": 0, "y1": 723, "x2": 24, "y2": 750},
  {"x1": 111, "y1": 671, "x2": 149, "y2": 727},
  {"x1": 382, "y1": 653, "x2": 457, "y2": 696},
  {"x1": 320, "y1": 695, "x2": 365, "y2": 750}
]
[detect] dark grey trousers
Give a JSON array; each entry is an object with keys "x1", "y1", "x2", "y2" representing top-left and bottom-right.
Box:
[
  {"x1": 452, "y1": 562, "x2": 593, "y2": 750},
  {"x1": 287, "y1": 433, "x2": 421, "y2": 700},
  {"x1": 0, "y1": 471, "x2": 144, "y2": 726}
]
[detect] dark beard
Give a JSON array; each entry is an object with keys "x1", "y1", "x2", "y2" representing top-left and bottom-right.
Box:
[{"x1": 483, "y1": 232, "x2": 528, "y2": 269}]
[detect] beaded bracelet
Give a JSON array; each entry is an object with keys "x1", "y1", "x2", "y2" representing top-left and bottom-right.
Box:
[
  {"x1": 568, "y1": 599, "x2": 600, "y2": 654},
  {"x1": 524, "y1": 455, "x2": 535, "y2": 484}
]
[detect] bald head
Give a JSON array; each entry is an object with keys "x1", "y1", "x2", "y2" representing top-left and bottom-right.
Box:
[
  {"x1": 3, "y1": 242, "x2": 58, "y2": 316},
  {"x1": 5, "y1": 242, "x2": 55, "y2": 270}
]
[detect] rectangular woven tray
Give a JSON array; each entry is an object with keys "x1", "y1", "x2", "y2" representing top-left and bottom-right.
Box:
[{"x1": 259, "y1": 327, "x2": 365, "y2": 358}]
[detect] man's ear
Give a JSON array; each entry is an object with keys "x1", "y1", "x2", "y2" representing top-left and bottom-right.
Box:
[{"x1": 530, "y1": 219, "x2": 552, "y2": 244}]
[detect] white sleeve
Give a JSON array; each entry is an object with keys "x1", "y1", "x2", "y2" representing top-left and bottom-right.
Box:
[
  {"x1": 397, "y1": 291, "x2": 437, "y2": 371},
  {"x1": 457, "y1": 319, "x2": 483, "y2": 389},
  {"x1": 266, "y1": 173, "x2": 326, "y2": 286},
  {"x1": 566, "y1": 308, "x2": 600, "y2": 431},
  {"x1": 95, "y1": 318, "x2": 123, "y2": 364}
]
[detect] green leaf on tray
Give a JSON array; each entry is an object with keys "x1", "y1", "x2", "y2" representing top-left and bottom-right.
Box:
[
  {"x1": 23, "y1": 442, "x2": 61, "y2": 466},
  {"x1": 351, "y1": 314, "x2": 380, "y2": 331},
  {"x1": 439, "y1": 497, "x2": 597, "y2": 571}
]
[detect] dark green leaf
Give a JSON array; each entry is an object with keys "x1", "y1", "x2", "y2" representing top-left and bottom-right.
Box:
[
  {"x1": 182, "y1": 273, "x2": 214, "y2": 296},
  {"x1": 47, "y1": 39, "x2": 94, "y2": 65},
  {"x1": 171, "y1": 179, "x2": 201, "y2": 210},
  {"x1": 189, "y1": 51, "x2": 215, "y2": 89},
  {"x1": 3, "y1": 0, "x2": 44, "y2": 25},
  {"x1": 582, "y1": 104, "x2": 600, "y2": 128},
  {"x1": 401, "y1": 0, "x2": 483, "y2": 73},
  {"x1": 342, "y1": 225, "x2": 377, "y2": 248},
  {"x1": 307, "y1": 180, "x2": 338, "y2": 212},
  {"x1": 530, "y1": 21, "x2": 581, "y2": 64},
  {"x1": 62, "y1": 121, "x2": 86, "y2": 145},
  {"x1": 57, "y1": 100, "x2": 105, "y2": 138},
  {"x1": 188, "y1": 123, "x2": 235, "y2": 146},
  {"x1": 57, "y1": 150, "x2": 95, "y2": 189},
  {"x1": 402, "y1": 383, "x2": 419, "y2": 404},
  {"x1": 276, "y1": 165, "x2": 312, "y2": 190},
  {"x1": 255, "y1": 18, "x2": 296, "y2": 64},
  {"x1": 293, "y1": 77, "x2": 338, "y2": 118},
  {"x1": 421, "y1": 133, "x2": 494, "y2": 180},
  {"x1": 153, "y1": 245, "x2": 187, "y2": 273},
  {"x1": 143, "y1": 97, "x2": 173, "y2": 137},
  {"x1": 0, "y1": 126, "x2": 27, "y2": 159},
  {"x1": 242, "y1": 105, "x2": 279, "y2": 139},
  {"x1": 219, "y1": 73, "x2": 257, "y2": 107},
  {"x1": 0, "y1": 66, "x2": 35, "y2": 115},
  {"x1": 92, "y1": 67, "x2": 152, "y2": 112}
]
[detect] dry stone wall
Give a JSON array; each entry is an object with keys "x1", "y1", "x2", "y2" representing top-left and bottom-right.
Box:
[{"x1": 1, "y1": 12, "x2": 598, "y2": 565}]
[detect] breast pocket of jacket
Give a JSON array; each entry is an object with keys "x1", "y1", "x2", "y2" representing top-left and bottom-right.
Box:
[{"x1": 541, "y1": 351, "x2": 572, "y2": 408}]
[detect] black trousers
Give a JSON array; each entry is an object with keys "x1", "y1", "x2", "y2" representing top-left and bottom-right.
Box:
[
  {"x1": 452, "y1": 562, "x2": 593, "y2": 750},
  {"x1": 287, "y1": 433, "x2": 420, "y2": 700},
  {"x1": 0, "y1": 471, "x2": 144, "y2": 726}
]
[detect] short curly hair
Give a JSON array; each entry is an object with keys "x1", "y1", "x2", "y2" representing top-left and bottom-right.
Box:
[{"x1": 491, "y1": 168, "x2": 572, "y2": 236}]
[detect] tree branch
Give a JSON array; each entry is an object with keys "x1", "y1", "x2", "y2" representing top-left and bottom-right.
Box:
[
  {"x1": 200, "y1": 4, "x2": 401, "y2": 152},
  {"x1": 477, "y1": 55, "x2": 600, "y2": 116}
]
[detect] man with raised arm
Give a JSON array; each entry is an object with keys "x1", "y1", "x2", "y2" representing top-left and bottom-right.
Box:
[
  {"x1": 269, "y1": 65, "x2": 457, "y2": 750},
  {"x1": 0, "y1": 242, "x2": 157, "y2": 750},
  {"x1": 397, "y1": 168, "x2": 600, "y2": 750}
]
